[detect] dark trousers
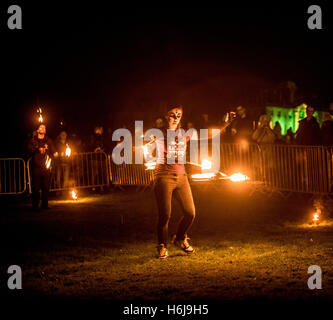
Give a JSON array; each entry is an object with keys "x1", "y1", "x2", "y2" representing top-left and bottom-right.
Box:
[
  {"x1": 154, "y1": 174, "x2": 195, "y2": 245},
  {"x1": 32, "y1": 168, "x2": 51, "y2": 209}
]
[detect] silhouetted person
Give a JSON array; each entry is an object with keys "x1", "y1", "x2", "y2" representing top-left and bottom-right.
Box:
[
  {"x1": 252, "y1": 115, "x2": 276, "y2": 144},
  {"x1": 90, "y1": 126, "x2": 105, "y2": 152},
  {"x1": 286, "y1": 128, "x2": 295, "y2": 144},
  {"x1": 28, "y1": 124, "x2": 58, "y2": 209},
  {"x1": 321, "y1": 112, "x2": 333, "y2": 146},
  {"x1": 295, "y1": 106, "x2": 321, "y2": 145},
  {"x1": 231, "y1": 105, "x2": 253, "y2": 143},
  {"x1": 273, "y1": 121, "x2": 285, "y2": 144}
]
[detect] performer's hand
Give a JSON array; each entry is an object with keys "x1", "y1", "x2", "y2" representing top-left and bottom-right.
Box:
[
  {"x1": 53, "y1": 152, "x2": 59, "y2": 158},
  {"x1": 223, "y1": 112, "x2": 236, "y2": 124},
  {"x1": 39, "y1": 147, "x2": 46, "y2": 154}
]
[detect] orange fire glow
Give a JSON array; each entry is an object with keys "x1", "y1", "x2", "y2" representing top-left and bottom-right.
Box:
[
  {"x1": 71, "y1": 189, "x2": 78, "y2": 200},
  {"x1": 201, "y1": 159, "x2": 212, "y2": 170},
  {"x1": 228, "y1": 173, "x2": 249, "y2": 182},
  {"x1": 312, "y1": 209, "x2": 320, "y2": 224},
  {"x1": 144, "y1": 161, "x2": 156, "y2": 170},
  {"x1": 65, "y1": 144, "x2": 71, "y2": 157},
  {"x1": 45, "y1": 155, "x2": 51, "y2": 169},
  {"x1": 191, "y1": 173, "x2": 216, "y2": 180}
]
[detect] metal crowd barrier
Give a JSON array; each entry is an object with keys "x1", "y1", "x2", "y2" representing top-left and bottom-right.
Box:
[
  {"x1": 219, "y1": 143, "x2": 333, "y2": 195},
  {"x1": 3, "y1": 145, "x2": 333, "y2": 195},
  {"x1": 27, "y1": 151, "x2": 110, "y2": 193},
  {"x1": 0, "y1": 158, "x2": 26, "y2": 194},
  {"x1": 109, "y1": 161, "x2": 154, "y2": 186}
]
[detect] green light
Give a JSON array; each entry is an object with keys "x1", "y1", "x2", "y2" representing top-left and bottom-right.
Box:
[{"x1": 266, "y1": 104, "x2": 323, "y2": 136}]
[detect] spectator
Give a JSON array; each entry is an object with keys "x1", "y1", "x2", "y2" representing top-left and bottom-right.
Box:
[
  {"x1": 252, "y1": 115, "x2": 276, "y2": 144},
  {"x1": 295, "y1": 106, "x2": 321, "y2": 145},
  {"x1": 231, "y1": 105, "x2": 253, "y2": 142},
  {"x1": 155, "y1": 118, "x2": 164, "y2": 129},
  {"x1": 273, "y1": 121, "x2": 285, "y2": 144},
  {"x1": 321, "y1": 112, "x2": 333, "y2": 146},
  {"x1": 286, "y1": 127, "x2": 295, "y2": 144},
  {"x1": 90, "y1": 125, "x2": 105, "y2": 152}
]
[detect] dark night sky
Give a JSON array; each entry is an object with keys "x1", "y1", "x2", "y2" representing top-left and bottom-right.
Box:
[{"x1": 1, "y1": 3, "x2": 332, "y2": 156}]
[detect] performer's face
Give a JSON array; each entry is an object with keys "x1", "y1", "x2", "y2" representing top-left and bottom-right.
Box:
[
  {"x1": 166, "y1": 108, "x2": 182, "y2": 129},
  {"x1": 37, "y1": 124, "x2": 46, "y2": 135}
]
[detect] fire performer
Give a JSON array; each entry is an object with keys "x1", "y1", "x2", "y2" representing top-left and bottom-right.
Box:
[
  {"x1": 154, "y1": 105, "x2": 234, "y2": 259},
  {"x1": 28, "y1": 124, "x2": 58, "y2": 210}
]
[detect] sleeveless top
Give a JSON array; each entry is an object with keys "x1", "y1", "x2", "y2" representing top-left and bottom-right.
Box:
[{"x1": 154, "y1": 128, "x2": 194, "y2": 175}]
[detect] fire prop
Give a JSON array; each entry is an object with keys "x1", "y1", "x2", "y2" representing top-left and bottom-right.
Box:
[
  {"x1": 37, "y1": 107, "x2": 43, "y2": 123},
  {"x1": 45, "y1": 154, "x2": 52, "y2": 170},
  {"x1": 71, "y1": 189, "x2": 78, "y2": 200},
  {"x1": 65, "y1": 144, "x2": 71, "y2": 157}
]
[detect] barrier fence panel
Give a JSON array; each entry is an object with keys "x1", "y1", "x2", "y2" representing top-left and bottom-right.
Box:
[
  {"x1": 27, "y1": 152, "x2": 110, "y2": 193},
  {"x1": 50, "y1": 151, "x2": 110, "y2": 191},
  {"x1": 0, "y1": 158, "x2": 26, "y2": 194},
  {"x1": 219, "y1": 143, "x2": 333, "y2": 195},
  {"x1": 109, "y1": 162, "x2": 154, "y2": 186}
]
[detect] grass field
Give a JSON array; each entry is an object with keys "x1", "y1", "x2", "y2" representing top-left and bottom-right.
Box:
[{"x1": 2, "y1": 182, "x2": 333, "y2": 301}]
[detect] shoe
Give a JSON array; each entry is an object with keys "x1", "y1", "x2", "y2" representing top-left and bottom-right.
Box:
[
  {"x1": 171, "y1": 234, "x2": 195, "y2": 253},
  {"x1": 157, "y1": 244, "x2": 168, "y2": 259}
]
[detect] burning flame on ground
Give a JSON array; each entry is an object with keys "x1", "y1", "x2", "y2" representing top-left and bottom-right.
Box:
[
  {"x1": 313, "y1": 212, "x2": 320, "y2": 223},
  {"x1": 312, "y1": 199, "x2": 323, "y2": 225},
  {"x1": 201, "y1": 159, "x2": 212, "y2": 170},
  {"x1": 65, "y1": 144, "x2": 71, "y2": 157},
  {"x1": 144, "y1": 161, "x2": 156, "y2": 170},
  {"x1": 228, "y1": 173, "x2": 249, "y2": 182},
  {"x1": 71, "y1": 189, "x2": 78, "y2": 200}
]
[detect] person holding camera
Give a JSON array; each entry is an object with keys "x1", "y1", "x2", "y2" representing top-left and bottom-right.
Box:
[{"x1": 252, "y1": 114, "x2": 276, "y2": 144}]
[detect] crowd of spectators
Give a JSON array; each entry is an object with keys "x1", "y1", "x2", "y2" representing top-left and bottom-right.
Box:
[{"x1": 38, "y1": 104, "x2": 333, "y2": 161}]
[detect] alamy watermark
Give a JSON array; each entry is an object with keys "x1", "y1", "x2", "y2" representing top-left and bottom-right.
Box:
[{"x1": 111, "y1": 121, "x2": 221, "y2": 172}]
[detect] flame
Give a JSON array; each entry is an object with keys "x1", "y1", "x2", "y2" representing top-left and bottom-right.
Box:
[
  {"x1": 191, "y1": 173, "x2": 216, "y2": 180},
  {"x1": 71, "y1": 189, "x2": 78, "y2": 200},
  {"x1": 37, "y1": 108, "x2": 43, "y2": 123},
  {"x1": 201, "y1": 159, "x2": 212, "y2": 170},
  {"x1": 228, "y1": 173, "x2": 249, "y2": 182},
  {"x1": 45, "y1": 155, "x2": 52, "y2": 169},
  {"x1": 65, "y1": 144, "x2": 71, "y2": 157},
  {"x1": 144, "y1": 161, "x2": 156, "y2": 170},
  {"x1": 312, "y1": 208, "x2": 321, "y2": 224},
  {"x1": 313, "y1": 213, "x2": 319, "y2": 222}
]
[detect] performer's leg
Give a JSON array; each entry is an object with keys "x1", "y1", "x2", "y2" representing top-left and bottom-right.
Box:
[
  {"x1": 174, "y1": 174, "x2": 195, "y2": 241},
  {"x1": 154, "y1": 175, "x2": 177, "y2": 245},
  {"x1": 41, "y1": 171, "x2": 51, "y2": 209},
  {"x1": 32, "y1": 168, "x2": 41, "y2": 209}
]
